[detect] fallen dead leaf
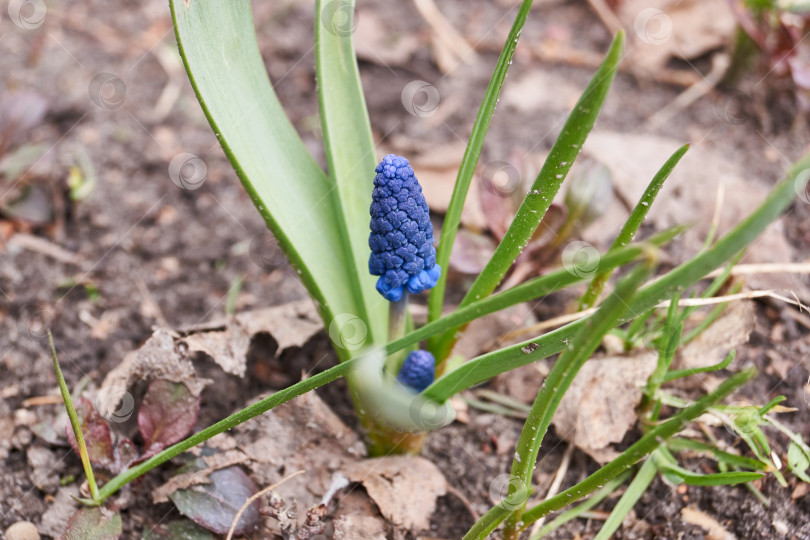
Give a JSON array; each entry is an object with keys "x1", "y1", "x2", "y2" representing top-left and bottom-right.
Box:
[
  {"x1": 354, "y1": 8, "x2": 422, "y2": 67},
  {"x1": 617, "y1": 0, "x2": 735, "y2": 75},
  {"x1": 183, "y1": 299, "x2": 323, "y2": 377},
  {"x1": 344, "y1": 455, "x2": 447, "y2": 532},
  {"x1": 681, "y1": 506, "x2": 737, "y2": 540},
  {"x1": 677, "y1": 300, "x2": 756, "y2": 371},
  {"x1": 452, "y1": 303, "x2": 538, "y2": 360},
  {"x1": 333, "y1": 513, "x2": 388, "y2": 540},
  {"x1": 97, "y1": 330, "x2": 210, "y2": 421},
  {"x1": 411, "y1": 142, "x2": 488, "y2": 230},
  {"x1": 552, "y1": 352, "x2": 657, "y2": 463}
]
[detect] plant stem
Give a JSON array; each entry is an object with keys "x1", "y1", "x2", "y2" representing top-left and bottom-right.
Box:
[
  {"x1": 50, "y1": 331, "x2": 100, "y2": 504},
  {"x1": 384, "y1": 293, "x2": 409, "y2": 375}
]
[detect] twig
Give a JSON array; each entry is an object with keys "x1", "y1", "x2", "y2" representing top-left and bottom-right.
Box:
[
  {"x1": 226, "y1": 469, "x2": 306, "y2": 540},
  {"x1": 646, "y1": 53, "x2": 731, "y2": 130},
  {"x1": 9, "y1": 233, "x2": 84, "y2": 266}
]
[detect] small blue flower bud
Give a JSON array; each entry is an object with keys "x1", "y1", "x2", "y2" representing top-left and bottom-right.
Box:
[
  {"x1": 369, "y1": 154, "x2": 441, "y2": 302},
  {"x1": 396, "y1": 350, "x2": 436, "y2": 392}
]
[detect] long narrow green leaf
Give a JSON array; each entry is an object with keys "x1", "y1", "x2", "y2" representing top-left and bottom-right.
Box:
[
  {"x1": 667, "y1": 438, "x2": 768, "y2": 471},
  {"x1": 581, "y1": 143, "x2": 690, "y2": 309},
  {"x1": 98, "y1": 358, "x2": 357, "y2": 501},
  {"x1": 593, "y1": 457, "x2": 658, "y2": 540},
  {"x1": 503, "y1": 256, "x2": 655, "y2": 535},
  {"x1": 529, "y1": 470, "x2": 633, "y2": 540},
  {"x1": 425, "y1": 151, "x2": 810, "y2": 402},
  {"x1": 428, "y1": 0, "x2": 535, "y2": 326},
  {"x1": 171, "y1": 0, "x2": 362, "y2": 359},
  {"x1": 315, "y1": 0, "x2": 385, "y2": 344},
  {"x1": 432, "y1": 32, "x2": 625, "y2": 361}
]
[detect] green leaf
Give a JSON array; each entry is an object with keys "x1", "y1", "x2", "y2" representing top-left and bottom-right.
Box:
[
  {"x1": 518, "y1": 368, "x2": 757, "y2": 526},
  {"x1": 668, "y1": 438, "x2": 768, "y2": 471},
  {"x1": 503, "y1": 255, "x2": 655, "y2": 535},
  {"x1": 429, "y1": 0, "x2": 535, "y2": 330},
  {"x1": 425, "y1": 150, "x2": 810, "y2": 402},
  {"x1": 431, "y1": 31, "x2": 625, "y2": 361},
  {"x1": 658, "y1": 464, "x2": 764, "y2": 486},
  {"x1": 593, "y1": 457, "x2": 658, "y2": 540},
  {"x1": 170, "y1": 0, "x2": 364, "y2": 357},
  {"x1": 788, "y1": 442, "x2": 810, "y2": 484},
  {"x1": 315, "y1": 0, "x2": 385, "y2": 343},
  {"x1": 581, "y1": 143, "x2": 690, "y2": 309},
  {"x1": 64, "y1": 507, "x2": 122, "y2": 540}
]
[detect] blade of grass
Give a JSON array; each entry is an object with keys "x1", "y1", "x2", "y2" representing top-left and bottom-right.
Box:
[
  {"x1": 425, "y1": 151, "x2": 810, "y2": 402},
  {"x1": 592, "y1": 457, "x2": 658, "y2": 540},
  {"x1": 502, "y1": 254, "x2": 656, "y2": 539},
  {"x1": 171, "y1": 0, "x2": 364, "y2": 359},
  {"x1": 663, "y1": 349, "x2": 735, "y2": 382},
  {"x1": 315, "y1": 0, "x2": 385, "y2": 344},
  {"x1": 667, "y1": 438, "x2": 769, "y2": 471},
  {"x1": 528, "y1": 469, "x2": 633, "y2": 540},
  {"x1": 50, "y1": 331, "x2": 99, "y2": 503},
  {"x1": 429, "y1": 0, "x2": 535, "y2": 328},
  {"x1": 581, "y1": 143, "x2": 690, "y2": 309},
  {"x1": 431, "y1": 32, "x2": 625, "y2": 362}
]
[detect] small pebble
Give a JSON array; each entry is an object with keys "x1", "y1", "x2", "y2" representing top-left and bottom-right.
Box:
[{"x1": 5, "y1": 521, "x2": 40, "y2": 540}]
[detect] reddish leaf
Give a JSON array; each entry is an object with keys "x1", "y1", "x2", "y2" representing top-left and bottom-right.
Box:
[
  {"x1": 143, "y1": 520, "x2": 213, "y2": 540},
  {"x1": 0, "y1": 91, "x2": 47, "y2": 154},
  {"x1": 138, "y1": 379, "x2": 200, "y2": 456},
  {"x1": 63, "y1": 507, "x2": 122, "y2": 540},
  {"x1": 65, "y1": 398, "x2": 114, "y2": 467},
  {"x1": 168, "y1": 458, "x2": 260, "y2": 535}
]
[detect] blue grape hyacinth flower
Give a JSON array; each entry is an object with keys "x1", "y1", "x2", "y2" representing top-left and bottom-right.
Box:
[
  {"x1": 396, "y1": 350, "x2": 436, "y2": 392},
  {"x1": 369, "y1": 154, "x2": 441, "y2": 302}
]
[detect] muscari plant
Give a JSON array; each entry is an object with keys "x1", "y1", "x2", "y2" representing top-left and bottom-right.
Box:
[{"x1": 52, "y1": 0, "x2": 810, "y2": 536}]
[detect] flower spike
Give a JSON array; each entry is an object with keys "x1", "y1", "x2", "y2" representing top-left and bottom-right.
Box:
[{"x1": 369, "y1": 154, "x2": 441, "y2": 302}]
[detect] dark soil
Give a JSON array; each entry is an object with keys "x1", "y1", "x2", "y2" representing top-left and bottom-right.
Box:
[{"x1": 1, "y1": 0, "x2": 809, "y2": 539}]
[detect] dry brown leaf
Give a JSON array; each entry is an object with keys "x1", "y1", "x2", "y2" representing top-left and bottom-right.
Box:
[
  {"x1": 677, "y1": 300, "x2": 755, "y2": 371},
  {"x1": 448, "y1": 229, "x2": 496, "y2": 274},
  {"x1": 492, "y1": 363, "x2": 547, "y2": 405},
  {"x1": 344, "y1": 455, "x2": 447, "y2": 532},
  {"x1": 681, "y1": 506, "x2": 737, "y2": 540},
  {"x1": 183, "y1": 300, "x2": 323, "y2": 376},
  {"x1": 552, "y1": 353, "x2": 657, "y2": 463},
  {"x1": 618, "y1": 0, "x2": 735, "y2": 74},
  {"x1": 502, "y1": 70, "x2": 583, "y2": 112},
  {"x1": 354, "y1": 9, "x2": 422, "y2": 66},
  {"x1": 233, "y1": 390, "x2": 365, "y2": 530},
  {"x1": 97, "y1": 330, "x2": 210, "y2": 420},
  {"x1": 333, "y1": 513, "x2": 388, "y2": 540},
  {"x1": 412, "y1": 143, "x2": 488, "y2": 230},
  {"x1": 452, "y1": 303, "x2": 537, "y2": 360}
]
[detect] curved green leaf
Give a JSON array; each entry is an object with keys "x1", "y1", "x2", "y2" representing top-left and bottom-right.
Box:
[
  {"x1": 315, "y1": 0, "x2": 385, "y2": 343},
  {"x1": 171, "y1": 0, "x2": 363, "y2": 357}
]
